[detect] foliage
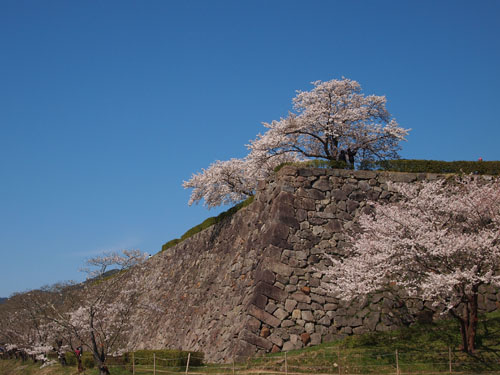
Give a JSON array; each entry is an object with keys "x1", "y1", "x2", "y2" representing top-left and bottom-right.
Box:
[
  {"x1": 183, "y1": 153, "x2": 297, "y2": 208},
  {"x1": 325, "y1": 175, "x2": 500, "y2": 353},
  {"x1": 161, "y1": 196, "x2": 254, "y2": 252},
  {"x1": 373, "y1": 159, "x2": 500, "y2": 175},
  {"x1": 249, "y1": 78, "x2": 409, "y2": 166},
  {"x1": 64, "y1": 351, "x2": 95, "y2": 368}
]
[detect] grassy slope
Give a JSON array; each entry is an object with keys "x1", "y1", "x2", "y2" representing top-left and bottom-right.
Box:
[{"x1": 4, "y1": 312, "x2": 500, "y2": 374}]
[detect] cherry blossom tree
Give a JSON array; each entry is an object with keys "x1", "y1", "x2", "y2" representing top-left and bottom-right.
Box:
[
  {"x1": 249, "y1": 78, "x2": 410, "y2": 166},
  {"x1": 325, "y1": 176, "x2": 500, "y2": 353},
  {"x1": 183, "y1": 152, "x2": 300, "y2": 208},
  {"x1": 5, "y1": 250, "x2": 148, "y2": 375}
]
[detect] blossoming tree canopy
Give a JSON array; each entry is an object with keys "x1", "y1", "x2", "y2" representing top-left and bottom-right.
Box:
[
  {"x1": 183, "y1": 153, "x2": 300, "y2": 208},
  {"x1": 249, "y1": 78, "x2": 410, "y2": 165},
  {"x1": 325, "y1": 176, "x2": 500, "y2": 353}
]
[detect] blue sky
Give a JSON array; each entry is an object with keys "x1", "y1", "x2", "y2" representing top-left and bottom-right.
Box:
[{"x1": 0, "y1": 0, "x2": 499, "y2": 297}]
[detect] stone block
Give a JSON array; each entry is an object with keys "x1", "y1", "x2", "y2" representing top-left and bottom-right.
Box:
[
  {"x1": 246, "y1": 316, "x2": 261, "y2": 333},
  {"x1": 250, "y1": 294, "x2": 267, "y2": 309},
  {"x1": 240, "y1": 329, "x2": 273, "y2": 350},
  {"x1": 265, "y1": 302, "x2": 278, "y2": 314},
  {"x1": 266, "y1": 258, "x2": 293, "y2": 277},
  {"x1": 255, "y1": 281, "x2": 288, "y2": 302},
  {"x1": 327, "y1": 220, "x2": 343, "y2": 233},
  {"x1": 301, "y1": 310, "x2": 314, "y2": 322},
  {"x1": 254, "y1": 269, "x2": 275, "y2": 284},
  {"x1": 305, "y1": 322, "x2": 315, "y2": 333},
  {"x1": 310, "y1": 293, "x2": 325, "y2": 304},
  {"x1": 248, "y1": 304, "x2": 281, "y2": 327},
  {"x1": 301, "y1": 332, "x2": 311, "y2": 345},
  {"x1": 285, "y1": 299, "x2": 297, "y2": 312},
  {"x1": 260, "y1": 327, "x2": 271, "y2": 338},
  {"x1": 292, "y1": 292, "x2": 311, "y2": 303},
  {"x1": 274, "y1": 308, "x2": 289, "y2": 321},
  {"x1": 269, "y1": 334, "x2": 284, "y2": 347},
  {"x1": 310, "y1": 332, "x2": 322, "y2": 346}
]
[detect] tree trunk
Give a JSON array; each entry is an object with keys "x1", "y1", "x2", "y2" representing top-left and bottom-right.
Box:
[{"x1": 455, "y1": 292, "x2": 478, "y2": 353}]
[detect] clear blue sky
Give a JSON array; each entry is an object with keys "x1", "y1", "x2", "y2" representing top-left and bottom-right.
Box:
[{"x1": 1, "y1": 0, "x2": 499, "y2": 297}]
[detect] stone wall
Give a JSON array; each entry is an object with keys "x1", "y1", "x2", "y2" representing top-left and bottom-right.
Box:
[{"x1": 123, "y1": 167, "x2": 499, "y2": 362}]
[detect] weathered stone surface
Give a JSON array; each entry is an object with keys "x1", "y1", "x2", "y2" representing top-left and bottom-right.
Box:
[
  {"x1": 250, "y1": 294, "x2": 267, "y2": 309},
  {"x1": 285, "y1": 299, "x2": 298, "y2": 312},
  {"x1": 248, "y1": 304, "x2": 281, "y2": 327},
  {"x1": 292, "y1": 309, "x2": 301, "y2": 320},
  {"x1": 301, "y1": 310, "x2": 314, "y2": 322},
  {"x1": 255, "y1": 281, "x2": 288, "y2": 302},
  {"x1": 312, "y1": 178, "x2": 331, "y2": 192},
  {"x1": 292, "y1": 292, "x2": 311, "y2": 303},
  {"x1": 241, "y1": 329, "x2": 273, "y2": 350},
  {"x1": 327, "y1": 219, "x2": 343, "y2": 232},
  {"x1": 301, "y1": 332, "x2": 311, "y2": 345},
  {"x1": 310, "y1": 332, "x2": 322, "y2": 345},
  {"x1": 247, "y1": 316, "x2": 261, "y2": 333},
  {"x1": 255, "y1": 269, "x2": 275, "y2": 284},
  {"x1": 274, "y1": 308, "x2": 289, "y2": 321},
  {"x1": 266, "y1": 258, "x2": 293, "y2": 277},
  {"x1": 260, "y1": 327, "x2": 271, "y2": 338}
]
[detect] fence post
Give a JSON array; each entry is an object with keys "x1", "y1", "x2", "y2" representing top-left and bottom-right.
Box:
[
  {"x1": 132, "y1": 352, "x2": 135, "y2": 375},
  {"x1": 185, "y1": 352, "x2": 191, "y2": 374},
  {"x1": 337, "y1": 347, "x2": 341, "y2": 375},
  {"x1": 396, "y1": 349, "x2": 400, "y2": 375},
  {"x1": 232, "y1": 358, "x2": 235, "y2": 375},
  {"x1": 154, "y1": 353, "x2": 156, "y2": 375},
  {"x1": 285, "y1": 351, "x2": 288, "y2": 375},
  {"x1": 449, "y1": 346, "x2": 452, "y2": 374}
]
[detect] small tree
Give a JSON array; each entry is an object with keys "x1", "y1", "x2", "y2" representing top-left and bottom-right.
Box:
[
  {"x1": 23, "y1": 250, "x2": 147, "y2": 374},
  {"x1": 325, "y1": 176, "x2": 500, "y2": 353},
  {"x1": 249, "y1": 78, "x2": 410, "y2": 166}
]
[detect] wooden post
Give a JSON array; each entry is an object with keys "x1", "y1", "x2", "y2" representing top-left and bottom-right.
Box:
[
  {"x1": 185, "y1": 352, "x2": 191, "y2": 374},
  {"x1": 449, "y1": 347, "x2": 452, "y2": 374},
  {"x1": 396, "y1": 349, "x2": 400, "y2": 375},
  {"x1": 153, "y1": 353, "x2": 156, "y2": 375},
  {"x1": 132, "y1": 352, "x2": 135, "y2": 375},
  {"x1": 337, "y1": 347, "x2": 341, "y2": 375},
  {"x1": 232, "y1": 359, "x2": 235, "y2": 375},
  {"x1": 285, "y1": 351, "x2": 288, "y2": 375}
]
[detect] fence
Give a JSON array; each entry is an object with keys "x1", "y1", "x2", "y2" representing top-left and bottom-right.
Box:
[{"x1": 99, "y1": 347, "x2": 500, "y2": 375}]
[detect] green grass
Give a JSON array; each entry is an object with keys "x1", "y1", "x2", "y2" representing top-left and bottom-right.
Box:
[{"x1": 160, "y1": 196, "x2": 254, "y2": 252}]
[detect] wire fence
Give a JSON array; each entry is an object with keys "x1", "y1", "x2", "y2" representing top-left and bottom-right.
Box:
[{"x1": 99, "y1": 347, "x2": 500, "y2": 375}]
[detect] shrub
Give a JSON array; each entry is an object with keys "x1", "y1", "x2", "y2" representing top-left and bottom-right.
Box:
[
  {"x1": 373, "y1": 159, "x2": 500, "y2": 175},
  {"x1": 65, "y1": 352, "x2": 95, "y2": 368}
]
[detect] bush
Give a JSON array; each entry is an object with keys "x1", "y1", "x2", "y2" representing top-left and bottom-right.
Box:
[
  {"x1": 275, "y1": 158, "x2": 500, "y2": 175},
  {"x1": 161, "y1": 196, "x2": 254, "y2": 252},
  {"x1": 372, "y1": 159, "x2": 500, "y2": 175},
  {"x1": 65, "y1": 351, "x2": 95, "y2": 368}
]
